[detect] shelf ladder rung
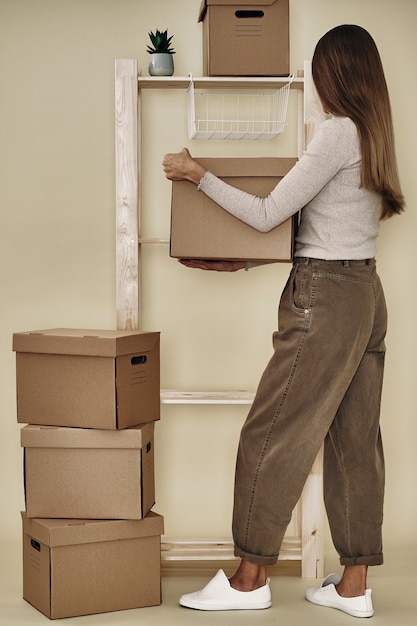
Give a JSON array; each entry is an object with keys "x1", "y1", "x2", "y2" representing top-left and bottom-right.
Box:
[{"x1": 160, "y1": 390, "x2": 255, "y2": 405}]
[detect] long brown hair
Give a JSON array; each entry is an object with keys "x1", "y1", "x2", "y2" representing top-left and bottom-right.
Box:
[{"x1": 312, "y1": 25, "x2": 404, "y2": 219}]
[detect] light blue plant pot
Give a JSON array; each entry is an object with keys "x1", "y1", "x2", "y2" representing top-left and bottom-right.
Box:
[{"x1": 148, "y1": 53, "x2": 174, "y2": 76}]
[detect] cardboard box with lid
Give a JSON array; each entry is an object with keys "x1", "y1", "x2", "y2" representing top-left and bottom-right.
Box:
[
  {"x1": 13, "y1": 328, "x2": 160, "y2": 429},
  {"x1": 170, "y1": 157, "x2": 298, "y2": 262},
  {"x1": 21, "y1": 511, "x2": 164, "y2": 619},
  {"x1": 198, "y1": 0, "x2": 290, "y2": 76},
  {"x1": 21, "y1": 422, "x2": 155, "y2": 520}
]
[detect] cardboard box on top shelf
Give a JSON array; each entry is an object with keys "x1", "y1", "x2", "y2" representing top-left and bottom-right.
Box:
[
  {"x1": 13, "y1": 328, "x2": 160, "y2": 429},
  {"x1": 21, "y1": 422, "x2": 155, "y2": 520},
  {"x1": 21, "y1": 511, "x2": 164, "y2": 619},
  {"x1": 198, "y1": 0, "x2": 290, "y2": 76},
  {"x1": 170, "y1": 157, "x2": 298, "y2": 262}
]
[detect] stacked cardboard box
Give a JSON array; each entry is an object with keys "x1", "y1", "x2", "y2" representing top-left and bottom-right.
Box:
[
  {"x1": 13, "y1": 328, "x2": 164, "y2": 619},
  {"x1": 198, "y1": 0, "x2": 290, "y2": 77}
]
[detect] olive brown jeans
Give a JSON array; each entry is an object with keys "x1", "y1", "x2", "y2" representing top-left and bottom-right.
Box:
[{"x1": 232, "y1": 258, "x2": 386, "y2": 567}]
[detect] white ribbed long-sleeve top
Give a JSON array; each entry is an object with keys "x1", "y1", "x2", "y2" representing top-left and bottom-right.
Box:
[{"x1": 197, "y1": 116, "x2": 382, "y2": 260}]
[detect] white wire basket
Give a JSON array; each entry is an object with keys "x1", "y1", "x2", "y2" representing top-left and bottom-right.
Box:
[{"x1": 187, "y1": 75, "x2": 293, "y2": 140}]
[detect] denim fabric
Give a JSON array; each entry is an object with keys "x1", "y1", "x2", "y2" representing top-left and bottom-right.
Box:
[{"x1": 232, "y1": 258, "x2": 386, "y2": 567}]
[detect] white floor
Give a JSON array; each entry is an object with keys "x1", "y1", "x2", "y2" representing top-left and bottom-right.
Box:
[{"x1": 2, "y1": 540, "x2": 416, "y2": 625}]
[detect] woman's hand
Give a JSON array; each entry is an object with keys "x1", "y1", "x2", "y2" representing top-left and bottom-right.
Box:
[
  {"x1": 162, "y1": 148, "x2": 206, "y2": 185},
  {"x1": 179, "y1": 259, "x2": 245, "y2": 272},
  {"x1": 164, "y1": 150, "x2": 244, "y2": 272}
]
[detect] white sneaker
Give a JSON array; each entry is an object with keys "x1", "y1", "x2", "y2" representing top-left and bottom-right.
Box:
[
  {"x1": 306, "y1": 573, "x2": 374, "y2": 618},
  {"x1": 179, "y1": 569, "x2": 272, "y2": 611}
]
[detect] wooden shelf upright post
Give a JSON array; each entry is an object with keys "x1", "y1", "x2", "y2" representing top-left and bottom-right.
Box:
[{"x1": 115, "y1": 59, "x2": 140, "y2": 331}]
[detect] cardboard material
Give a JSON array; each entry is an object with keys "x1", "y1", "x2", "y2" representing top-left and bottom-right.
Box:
[
  {"x1": 170, "y1": 157, "x2": 297, "y2": 262},
  {"x1": 198, "y1": 0, "x2": 289, "y2": 76},
  {"x1": 22, "y1": 511, "x2": 164, "y2": 619},
  {"x1": 13, "y1": 328, "x2": 160, "y2": 429},
  {"x1": 21, "y1": 422, "x2": 155, "y2": 519}
]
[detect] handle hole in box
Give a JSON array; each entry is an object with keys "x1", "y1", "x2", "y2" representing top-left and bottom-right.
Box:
[
  {"x1": 235, "y1": 10, "x2": 264, "y2": 18},
  {"x1": 131, "y1": 355, "x2": 147, "y2": 366},
  {"x1": 31, "y1": 539, "x2": 41, "y2": 552}
]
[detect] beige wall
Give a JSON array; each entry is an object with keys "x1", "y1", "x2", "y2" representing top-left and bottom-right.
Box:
[{"x1": 1, "y1": 0, "x2": 416, "y2": 563}]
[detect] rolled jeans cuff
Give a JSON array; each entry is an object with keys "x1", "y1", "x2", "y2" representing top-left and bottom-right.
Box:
[
  {"x1": 234, "y1": 546, "x2": 279, "y2": 567},
  {"x1": 340, "y1": 553, "x2": 384, "y2": 567}
]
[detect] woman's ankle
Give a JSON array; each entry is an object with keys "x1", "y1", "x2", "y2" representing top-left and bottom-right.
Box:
[
  {"x1": 336, "y1": 565, "x2": 368, "y2": 597},
  {"x1": 229, "y1": 559, "x2": 267, "y2": 592}
]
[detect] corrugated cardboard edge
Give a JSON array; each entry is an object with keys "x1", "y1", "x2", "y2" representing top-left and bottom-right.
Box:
[
  {"x1": 20, "y1": 422, "x2": 154, "y2": 449},
  {"x1": 196, "y1": 157, "x2": 297, "y2": 178},
  {"x1": 13, "y1": 329, "x2": 160, "y2": 357},
  {"x1": 21, "y1": 511, "x2": 164, "y2": 547}
]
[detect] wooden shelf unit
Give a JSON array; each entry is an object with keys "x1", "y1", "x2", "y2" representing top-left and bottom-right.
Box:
[
  {"x1": 137, "y1": 74, "x2": 304, "y2": 90},
  {"x1": 115, "y1": 61, "x2": 325, "y2": 578}
]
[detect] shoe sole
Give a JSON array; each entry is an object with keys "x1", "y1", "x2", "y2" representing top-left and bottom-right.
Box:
[
  {"x1": 306, "y1": 592, "x2": 374, "y2": 618},
  {"x1": 179, "y1": 599, "x2": 272, "y2": 611}
]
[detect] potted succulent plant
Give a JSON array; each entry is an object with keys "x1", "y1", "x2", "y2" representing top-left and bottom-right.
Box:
[{"x1": 147, "y1": 29, "x2": 175, "y2": 76}]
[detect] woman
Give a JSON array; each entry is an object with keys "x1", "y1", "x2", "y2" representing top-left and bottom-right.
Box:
[{"x1": 162, "y1": 25, "x2": 404, "y2": 618}]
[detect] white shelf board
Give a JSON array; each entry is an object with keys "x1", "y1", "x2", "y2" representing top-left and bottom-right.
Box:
[
  {"x1": 138, "y1": 75, "x2": 303, "y2": 90},
  {"x1": 160, "y1": 390, "x2": 255, "y2": 405},
  {"x1": 139, "y1": 237, "x2": 169, "y2": 244},
  {"x1": 161, "y1": 535, "x2": 301, "y2": 561}
]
